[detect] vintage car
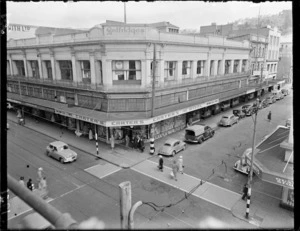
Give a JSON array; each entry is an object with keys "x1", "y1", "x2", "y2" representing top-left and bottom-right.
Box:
[
  {"x1": 158, "y1": 138, "x2": 186, "y2": 156},
  {"x1": 241, "y1": 104, "x2": 254, "y2": 116},
  {"x1": 265, "y1": 95, "x2": 276, "y2": 104},
  {"x1": 46, "y1": 141, "x2": 77, "y2": 163},
  {"x1": 185, "y1": 124, "x2": 215, "y2": 144},
  {"x1": 220, "y1": 102, "x2": 231, "y2": 111},
  {"x1": 233, "y1": 148, "x2": 252, "y2": 175},
  {"x1": 232, "y1": 109, "x2": 246, "y2": 119},
  {"x1": 219, "y1": 114, "x2": 239, "y2": 127},
  {"x1": 260, "y1": 99, "x2": 269, "y2": 108}
]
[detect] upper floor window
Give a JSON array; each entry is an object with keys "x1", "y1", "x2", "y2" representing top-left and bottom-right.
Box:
[
  {"x1": 164, "y1": 61, "x2": 176, "y2": 80},
  {"x1": 15, "y1": 60, "x2": 25, "y2": 76},
  {"x1": 30, "y1": 60, "x2": 39, "y2": 78},
  {"x1": 112, "y1": 60, "x2": 141, "y2": 81},
  {"x1": 182, "y1": 61, "x2": 191, "y2": 78},
  {"x1": 196, "y1": 60, "x2": 204, "y2": 75},
  {"x1": 242, "y1": 60, "x2": 247, "y2": 72},
  {"x1": 80, "y1": 61, "x2": 91, "y2": 83},
  {"x1": 225, "y1": 60, "x2": 231, "y2": 74},
  {"x1": 59, "y1": 61, "x2": 73, "y2": 80},
  {"x1": 233, "y1": 60, "x2": 239, "y2": 73},
  {"x1": 210, "y1": 60, "x2": 214, "y2": 76},
  {"x1": 44, "y1": 61, "x2": 52, "y2": 79}
]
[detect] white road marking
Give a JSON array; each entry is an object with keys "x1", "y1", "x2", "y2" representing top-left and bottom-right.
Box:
[
  {"x1": 132, "y1": 166, "x2": 235, "y2": 211},
  {"x1": 146, "y1": 160, "x2": 240, "y2": 196}
]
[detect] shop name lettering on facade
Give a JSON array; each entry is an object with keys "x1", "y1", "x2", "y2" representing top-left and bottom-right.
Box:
[
  {"x1": 8, "y1": 25, "x2": 31, "y2": 32},
  {"x1": 111, "y1": 120, "x2": 145, "y2": 126},
  {"x1": 275, "y1": 177, "x2": 293, "y2": 188},
  {"x1": 105, "y1": 27, "x2": 145, "y2": 36}
]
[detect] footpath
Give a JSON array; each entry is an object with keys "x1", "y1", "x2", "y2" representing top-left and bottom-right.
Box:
[{"x1": 6, "y1": 95, "x2": 294, "y2": 228}]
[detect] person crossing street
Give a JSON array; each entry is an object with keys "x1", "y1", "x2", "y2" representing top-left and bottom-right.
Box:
[
  {"x1": 158, "y1": 155, "x2": 164, "y2": 172},
  {"x1": 178, "y1": 156, "x2": 184, "y2": 174},
  {"x1": 242, "y1": 183, "x2": 249, "y2": 200}
]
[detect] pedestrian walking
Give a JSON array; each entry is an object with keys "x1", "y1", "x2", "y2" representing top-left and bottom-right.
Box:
[
  {"x1": 178, "y1": 156, "x2": 184, "y2": 174},
  {"x1": 89, "y1": 129, "x2": 93, "y2": 141},
  {"x1": 110, "y1": 135, "x2": 115, "y2": 150},
  {"x1": 19, "y1": 177, "x2": 25, "y2": 187},
  {"x1": 139, "y1": 138, "x2": 145, "y2": 152},
  {"x1": 158, "y1": 155, "x2": 164, "y2": 172},
  {"x1": 39, "y1": 177, "x2": 48, "y2": 199},
  {"x1": 242, "y1": 183, "x2": 249, "y2": 200},
  {"x1": 267, "y1": 111, "x2": 272, "y2": 122},
  {"x1": 125, "y1": 134, "x2": 130, "y2": 147},
  {"x1": 171, "y1": 159, "x2": 179, "y2": 181},
  {"x1": 27, "y1": 179, "x2": 34, "y2": 191},
  {"x1": 37, "y1": 167, "x2": 43, "y2": 183}
]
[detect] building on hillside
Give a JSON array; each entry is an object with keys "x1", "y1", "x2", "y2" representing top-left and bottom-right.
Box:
[
  {"x1": 199, "y1": 23, "x2": 235, "y2": 36},
  {"x1": 244, "y1": 124, "x2": 293, "y2": 210},
  {"x1": 278, "y1": 33, "x2": 292, "y2": 84},
  {"x1": 228, "y1": 33, "x2": 268, "y2": 84},
  {"x1": 7, "y1": 21, "x2": 280, "y2": 147}
]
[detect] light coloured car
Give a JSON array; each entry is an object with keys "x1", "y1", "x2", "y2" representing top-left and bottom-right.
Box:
[
  {"x1": 219, "y1": 114, "x2": 239, "y2": 127},
  {"x1": 281, "y1": 89, "x2": 289, "y2": 96},
  {"x1": 46, "y1": 141, "x2": 77, "y2": 163},
  {"x1": 158, "y1": 138, "x2": 186, "y2": 156}
]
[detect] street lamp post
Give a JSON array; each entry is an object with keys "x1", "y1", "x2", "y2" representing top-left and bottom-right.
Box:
[
  {"x1": 149, "y1": 43, "x2": 156, "y2": 155},
  {"x1": 245, "y1": 98, "x2": 259, "y2": 219}
]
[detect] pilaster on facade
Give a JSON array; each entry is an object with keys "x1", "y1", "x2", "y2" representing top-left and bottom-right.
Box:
[
  {"x1": 205, "y1": 51, "x2": 211, "y2": 76},
  {"x1": 70, "y1": 48, "x2": 78, "y2": 83},
  {"x1": 141, "y1": 60, "x2": 147, "y2": 87},
  {"x1": 191, "y1": 60, "x2": 197, "y2": 79},
  {"x1": 89, "y1": 52, "x2": 97, "y2": 85},
  {"x1": 176, "y1": 61, "x2": 183, "y2": 83},
  {"x1": 238, "y1": 60, "x2": 242, "y2": 73},
  {"x1": 213, "y1": 60, "x2": 218, "y2": 76},
  {"x1": 37, "y1": 50, "x2": 43, "y2": 79},
  {"x1": 158, "y1": 51, "x2": 165, "y2": 84},
  {"x1": 102, "y1": 54, "x2": 112, "y2": 87},
  {"x1": 220, "y1": 52, "x2": 225, "y2": 75},
  {"x1": 50, "y1": 51, "x2": 57, "y2": 81}
]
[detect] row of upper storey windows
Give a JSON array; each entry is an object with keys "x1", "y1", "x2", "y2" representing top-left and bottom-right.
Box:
[
  {"x1": 269, "y1": 35, "x2": 280, "y2": 47},
  {"x1": 7, "y1": 58, "x2": 249, "y2": 84}
]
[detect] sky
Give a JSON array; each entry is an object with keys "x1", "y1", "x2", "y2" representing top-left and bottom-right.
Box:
[{"x1": 6, "y1": 1, "x2": 292, "y2": 30}]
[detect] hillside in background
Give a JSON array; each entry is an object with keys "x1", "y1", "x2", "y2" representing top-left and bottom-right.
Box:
[
  {"x1": 180, "y1": 9, "x2": 292, "y2": 35},
  {"x1": 232, "y1": 10, "x2": 292, "y2": 35}
]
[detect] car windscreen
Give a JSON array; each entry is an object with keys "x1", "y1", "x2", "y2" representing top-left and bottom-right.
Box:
[
  {"x1": 164, "y1": 143, "x2": 171, "y2": 147},
  {"x1": 63, "y1": 145, "x2": 69, "y2": 149},
  {"x1": 222, "y1": 116, "x2": 229, "y2": 119},
  {"x1": 185, "y1": 130, "x2": 195, "y2": 136}
]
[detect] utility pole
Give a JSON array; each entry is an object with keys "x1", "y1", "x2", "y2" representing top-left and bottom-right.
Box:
[
  {"x1": 95, "y1": 126, "x2": 99, "y2": 158},
  {"x1": 245, "y1": 98, "x2": 259, "y2": 219},
  {"x1": 119, "y1": 181, "x2": 131, "y2": 229},
  {"x1": 150, "y1": 44, "x2": 156, "y2": 155}
]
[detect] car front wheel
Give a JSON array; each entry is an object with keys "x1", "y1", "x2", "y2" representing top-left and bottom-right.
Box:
[
  {"x1": 172, "y1": 151, "x2": 176, "y2": 157},
  {"x1": 46, "y1": 151, "x2": 50, "y2": 156},
  {"x1": 59, "y1": 158, "x2": 64, "y2": 164}
]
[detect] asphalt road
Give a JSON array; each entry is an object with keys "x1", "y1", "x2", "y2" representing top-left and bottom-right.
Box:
[
  {"x1": 154, "y1": 90, "x2": 292, "y2": 208},
  {"x1": 7, "y1": 120, "x2": 255, "y2": 229},
  {"x1": 6, "y1": 89, "x2": 292, "y2": 229}
]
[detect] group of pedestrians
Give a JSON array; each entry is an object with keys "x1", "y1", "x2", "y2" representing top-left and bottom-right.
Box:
[
  {"x1": 125, "y1": 134, "x2": 145, "y2": 152},
  {"x1": 158, "y1": 155, "x2": 184, "y2": 181},
  {"x1": 18, "y1": 167, "x2": 48, "y2": 198}
]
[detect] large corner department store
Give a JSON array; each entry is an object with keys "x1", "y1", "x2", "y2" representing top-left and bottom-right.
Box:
[{"x1": 7, "y1": 23, "x2": 281, "y2": 144}]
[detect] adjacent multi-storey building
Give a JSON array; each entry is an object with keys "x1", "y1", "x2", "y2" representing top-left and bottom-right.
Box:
[
  {"x1": 227, "y1": 33, "x2": 268, "y2": 83},
  {"x1": 7, "y1": 21, "x2": 279, "y2": 146},
  {"x1": 278, "y1": 33, "x2": 292, "y2": 84},
  {"x1": 200, "y1": 24, "x2": 282, "y2": 82}
]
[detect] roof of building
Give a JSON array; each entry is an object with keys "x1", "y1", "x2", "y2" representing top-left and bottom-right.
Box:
[
  {"x1": 100, "y1": 20, "x2": 179, "y2": 29},
  {"x1": 148, "y1": 21, "x2": 179, "y2": 28},
  {"x1": 35, "y1": 27, "x2": 88, "y2": 36},
  {"x1": 255, "y1": 126, "x2": 293, "y2": 177}
]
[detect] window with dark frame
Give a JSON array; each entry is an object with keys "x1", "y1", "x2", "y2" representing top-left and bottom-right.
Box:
[
  {"x1": 44, "y1": 61, "x2": 53, "y2": 79},
  {"x1": 233, "y1": 60, "x2": 239, "y2": 73},
  {"x1": 59, "y1": 61, "x2": 73, "y2": 80},
  {"x1": 197, "y1": 60, "x2": 204, "y2": 75},
  {"x1": 182, "y1": 61, "x2": 188, "y2": 75},
  {"x1": 128, "y1": 60, "x2": 136, "y2": 80},
  {"x1": 225, "y1": 60, "x2": 230, "y2": 74},
  {"x1": 242, "y1": 60, "x2": 247, "y2": 72},
  {"x1": 15, "y1": 60, "x2": 25, "y2": 76},
  {"x1": 81, "y1": 61, "x2": 91, "y2": 80},
  {"x1": 30, "y1": 60, "x2": 39, "y2": 78},
  {"x1": 165, "y1": 61, "x2": 176, "y2": 79},
  {"x1": 210, "y1": 60, "x2": 214, "y2": 76}
]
